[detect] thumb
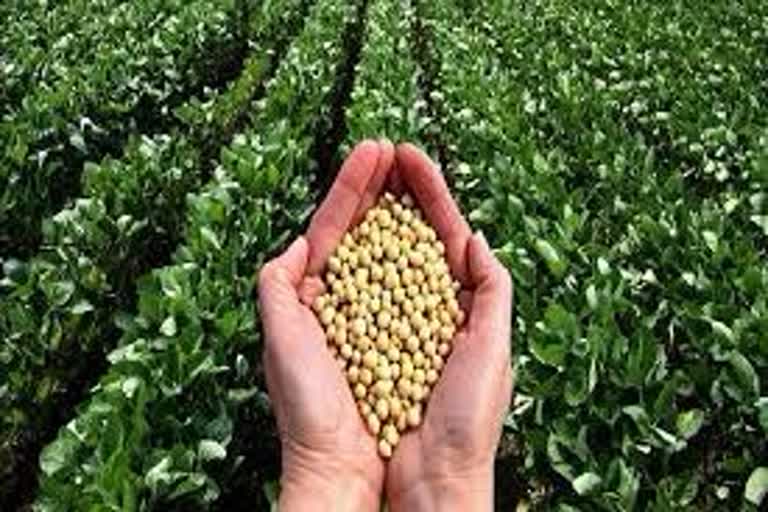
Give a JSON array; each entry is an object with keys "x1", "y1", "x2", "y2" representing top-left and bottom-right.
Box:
[
  {"x1": 465, "y1": 232, "x2": 513, "y2": 354},
  {"x1": 258, "y1": 236, "x2": 309, "y2": 313}
]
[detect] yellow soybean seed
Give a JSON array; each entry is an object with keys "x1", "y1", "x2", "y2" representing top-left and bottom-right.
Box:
[
  {"x1": 320, "y1": 306, "x2": 335, "y2": 326},
  {"x1": 367, "y1": 413, "x2": 381, "y2": 435},
  {"x1": 390, "y1": 396, "x2": 403, "y2": 418},
  {"x1": 333, "y1": 328, "x2": 347, "y2": 347},
  {"x1": 397, "y1": 377, "x2": 412, "y2": 397},
  {"x1": 378, "y1": 439, "x2": 393, "y2": 458},
  {"x1": 375, "y1": 398, "x2": 390, "y2": 421},
  {"x1": 374, "y1": 379, "x2": 393, "y2": 398},
  {"x1": 401, "y1": 360, "x2": 415, "y2": 379},
  {"x1": 363, "y1": 349, "x2": 378, "y2": 369},
  {"x1": 383, "y1": 423, "x2": 400, "y2": 447},
  {"x1": 406, "y1": 335, "x2": 420, "y2": 353},
  {"x1": 352, "y1": 318, "x2": 366, "y2": 336},
  {"x1": 406, "y1": 405, "x2": 422, "y2": 427},
  {"x1": 314, "y1": 193, "x2": 466, "y2": 458},
  {"x1": 313, "y1": 295, "x2": 327, "y2": 313},
  {"x1": 376, "y1": 364, "x2": 392, "y2": 381},
  {"x1": 377, "y1": 310, "x2": 392, "y2": 329}
]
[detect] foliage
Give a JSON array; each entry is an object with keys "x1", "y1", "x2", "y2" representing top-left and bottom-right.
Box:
[
  {"x1": 0, "y1": 0, "x2": 306, "y2": 503},
  {"x1": 343, "y1": 0, "x2": 431, "y2": 150},
  {"x1": 33, "y1": 0, "x2": 358, "y2": 507},
  {"x1": 423, "y1": 0, "x2": 767, "y2": 509},
  {"x1": 0, "y1": 0, "x2": 251, "y2": 257},
  {"x1": 0, "y1": 0, "x2": 764, "y2": 510}
]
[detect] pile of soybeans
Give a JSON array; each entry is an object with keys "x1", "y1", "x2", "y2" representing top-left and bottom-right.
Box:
[{"x1": 313, "y1": 192, "x2": 465, "y2": 458}]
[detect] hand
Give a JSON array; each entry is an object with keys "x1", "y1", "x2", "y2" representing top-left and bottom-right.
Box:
[
  {"x1": 384, "y1": 145, "x2": 514, "y2": 511},
  {"x1": 258, "y1": 139, "x2": 395, "y2": 512}
]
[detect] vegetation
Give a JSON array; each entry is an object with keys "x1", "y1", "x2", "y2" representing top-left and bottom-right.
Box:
[{"x1": 0, "y1": 0, "x2": 765, "y2": 510}]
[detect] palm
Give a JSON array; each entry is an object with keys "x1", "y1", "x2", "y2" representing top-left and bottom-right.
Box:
[{"x1": 264, "y1": 275, "x2": 380, "y2": 461}]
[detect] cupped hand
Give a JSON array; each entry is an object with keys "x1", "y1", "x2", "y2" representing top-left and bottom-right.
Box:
[
  {"x1": 259, "y1": 140, "x2": 513, "y2": 512},
  {"x1": 384, "y1": 145, "x2": 514, "y2": 511},
  {"x1": 257, "y1": 139, "x2": 395, "y2": 512}
]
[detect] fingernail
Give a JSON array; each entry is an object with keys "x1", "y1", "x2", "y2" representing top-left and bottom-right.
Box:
[{"x1": 475, "y1": 231, "x2": 489, "y2": 249}]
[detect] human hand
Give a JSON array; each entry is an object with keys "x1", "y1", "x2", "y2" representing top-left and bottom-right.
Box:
[
  {"x1": 258, "y1": 139, "x2": 395, "y2": 512},
  {"x1": 384, "y1": 145, "x2": 514, "y2": 511}
]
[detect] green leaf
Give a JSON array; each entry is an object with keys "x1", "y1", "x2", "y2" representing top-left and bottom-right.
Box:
[
  {"x1": 200, "y1": 226, "x2": 222, "y2": 250},
  {"x1": 572, "y1": 472, "x2": 602, "y2": 495},
  {"x1": 702, "y1": 230, "x2": 719, "y2": 252},
  {"x1": 264, "y1": 480, "x2": 280, "y2": 512},
  {"x1": 530, "y1": 337, "x2": 567, "y2": 367},
  {"x1": 727, "y1": 351, "x2": 759, "y2": 398},
  {"x1": 51, "y1": 281, "x2": 75, "y2": 306},
  {"x1": 69, "y1": 132, "x2": 87, "y2": 153},
  {"x1": 160, "y1": 316, "x2": 177, "y2": 337},
  {"x1": 750, "y1": 215, "x2": 768, "y2": 236},
  {"x1": 39, "y1": 435, "x2": 78, "y2": 476},
  {"x1": 586, "y1": 284, "x2": 598, "y2": 310},
  {"x1": 145, "y1": 457, "x2": 172, "y2": 490},
  {"x1": 534, "y1": 238, "x2": 567, "y2": 278},
  {"x1": 745, "y1": 467, "x2": 768, "y2": 506},
  {"x1": 705, "y1": 317, "x2": 735, "y2": 342},
  {"x1": 71, "y1": 299, "x2": 94, "y2": 315},
  {"x1": 198, "y1": 440, "x2": 227, "y2": 462},
  {"x1": 757, "y1": 398, "x2": 768, "y2": 433},
  {"x1": 675, "y1": 409, "x2": 705, "y2": 440}
]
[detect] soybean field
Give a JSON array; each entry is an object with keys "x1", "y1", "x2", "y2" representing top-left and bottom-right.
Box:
[{"x1": 0, "y1": 0, "x2": 766, "y2": 510}]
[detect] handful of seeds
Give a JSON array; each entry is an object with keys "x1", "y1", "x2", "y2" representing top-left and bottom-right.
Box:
[{"x1": 313, "y1": 192, "x2": 465, "y2": 458}]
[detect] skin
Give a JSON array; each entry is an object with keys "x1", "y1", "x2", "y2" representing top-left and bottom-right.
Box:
[{"x1": 258, "y1": 140, "x2": 513, "y2": 511}]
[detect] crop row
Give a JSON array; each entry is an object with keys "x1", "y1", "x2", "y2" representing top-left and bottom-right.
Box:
[
  {"x1": 0, "y1": 0, "x2": 308, "y2": 506},
  {"x1": 33, "y1": 0, "x2": 360, "y2": 508},
  {"x1": 0, "y1": 0, "x2": 125, "y2": 115},
  {"x1": 475, "y1": 0, "x2": 768, "y2": 198},
  {"x1": 0, "y1": 0, "x2": 251, "y2": 258},
  {"x1": 342, "y1": 0, "x2": 430, "y2": 150},
  {"x1": 423, "y1": 0, "x2": 766, "y2": 509}
]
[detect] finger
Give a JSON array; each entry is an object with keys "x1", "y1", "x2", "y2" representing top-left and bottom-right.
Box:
[
  {"x1": 298, "y1": 275, "x2": 326, "y2": 306},
  {"x1": 386, "y1": 154, "x2": 406, "y2": 196},
  {"x1": 458, "y1": 289, "x2": 473, "y2": 315},
  {"x1": 464, "y1": 232, "x2": 513, "y2": 362},
  {"x1": 352, "y1": 138, "x2": 394, "y2": 224},
  {"x1": 258, "y1": 236, "x2": 309, "y2": 315},
  {"x1": 305, "y1": 140, "x2": 386, "y2": 275},
  {"x1": 395, "y1": 143, "x2": 472, "y2": 283}
]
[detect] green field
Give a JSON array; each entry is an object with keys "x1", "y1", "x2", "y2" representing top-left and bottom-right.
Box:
[{"x1": 1, "y1": 0, "x2": 766, "y2": 510}]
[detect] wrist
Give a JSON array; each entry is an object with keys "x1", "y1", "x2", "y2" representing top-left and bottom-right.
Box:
[
  {"x1": 388, "y1": 470, "x2": 494, "y2": 512},
  {"x1": 279, "y1": 443, "x2": 382, "y2": 512}
]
